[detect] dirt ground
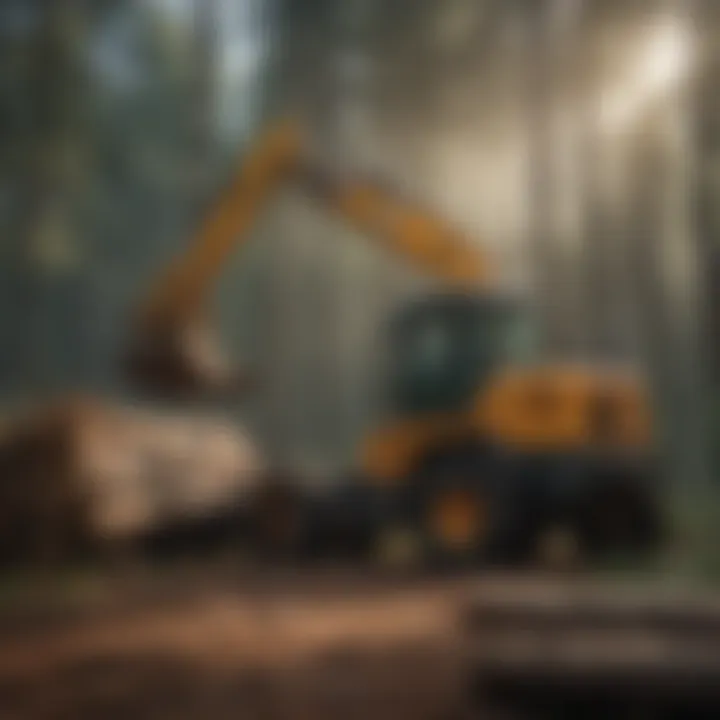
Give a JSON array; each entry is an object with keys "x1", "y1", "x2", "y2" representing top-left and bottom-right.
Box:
[{"x1": 0, "y1": 565, "x2": 479, "y2": 720}]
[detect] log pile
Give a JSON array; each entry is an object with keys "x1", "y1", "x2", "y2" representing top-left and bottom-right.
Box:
[
  {"x1": 0, "y1": 396, "x2": 265, "y2": 563},
  {"x1": 464, "y1": 576, "x2": 720, "y2": 717}
]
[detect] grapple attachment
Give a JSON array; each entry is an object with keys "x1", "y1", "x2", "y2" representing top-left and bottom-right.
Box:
[{"x1": 124, "y1": 317, "x2": 247, "y2": 399}]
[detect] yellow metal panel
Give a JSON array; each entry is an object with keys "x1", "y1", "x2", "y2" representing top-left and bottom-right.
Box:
[
  {"x1": 477, "y1": 366, "x2": 652, "y2": 451},
  {"x1": 360, "y1": 412, "x2": 472, "y2": 484},
  {"x1": 361, "y1": 366, "x2": 652, "y2": 484}
]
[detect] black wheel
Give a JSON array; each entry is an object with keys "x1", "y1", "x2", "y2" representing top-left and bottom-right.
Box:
[
  {"x1": 423, "y1": 484, "x2": 489, "y2": 561},
  {"x1": 407, "y1": 465, "x2": 498, "y2": 568},
  {"x1": 313, "y1": 478, "x2": 383, "y2": 561},
  {"x1": 394, "y1": 443, "x2": 535, "y2": 569},
  {"x1": 248, "y1": 478, "x2": 309, "y2": 561},
  {"x1": 576, "y1": 478, "x2": 663, "y2": 560}
]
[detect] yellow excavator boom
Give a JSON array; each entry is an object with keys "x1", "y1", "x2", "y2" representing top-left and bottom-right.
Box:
[
  {"x1": 141, "y1": 121, "x2": 303, "y2": 325},
  {"x1": 299, "y1": 167, "x2": 491, "y2": 286},
  {"x1": 127, "y1": 119, "x2": 492, "y2": 396}
]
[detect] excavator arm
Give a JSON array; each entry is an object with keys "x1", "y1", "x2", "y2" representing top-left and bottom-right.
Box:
[
  {"x1": 125, "y1": 120, "x2": 491, "y2": 398},
  {"x1": 125, "y1": 122, "x2": 302, "y2": 397},
  {"x1": 139, "y1": 122, "x2": 303, "y2": 328},
  {"x1": 298, "y1": 165, "x2": 490, "y2": 286}
]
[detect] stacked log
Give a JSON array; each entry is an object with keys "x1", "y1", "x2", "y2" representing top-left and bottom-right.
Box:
[
  {"x1": 464, "y1": 576, "x2": 720, "y2": 717},
  {"x1": 0, "y1": 396, "x2": 265, "y2": 563}
]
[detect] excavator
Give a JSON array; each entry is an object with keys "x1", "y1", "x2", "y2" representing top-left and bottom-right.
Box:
[{"x1": 124, "y1": 121, "x2": 662, "y2": 566}]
